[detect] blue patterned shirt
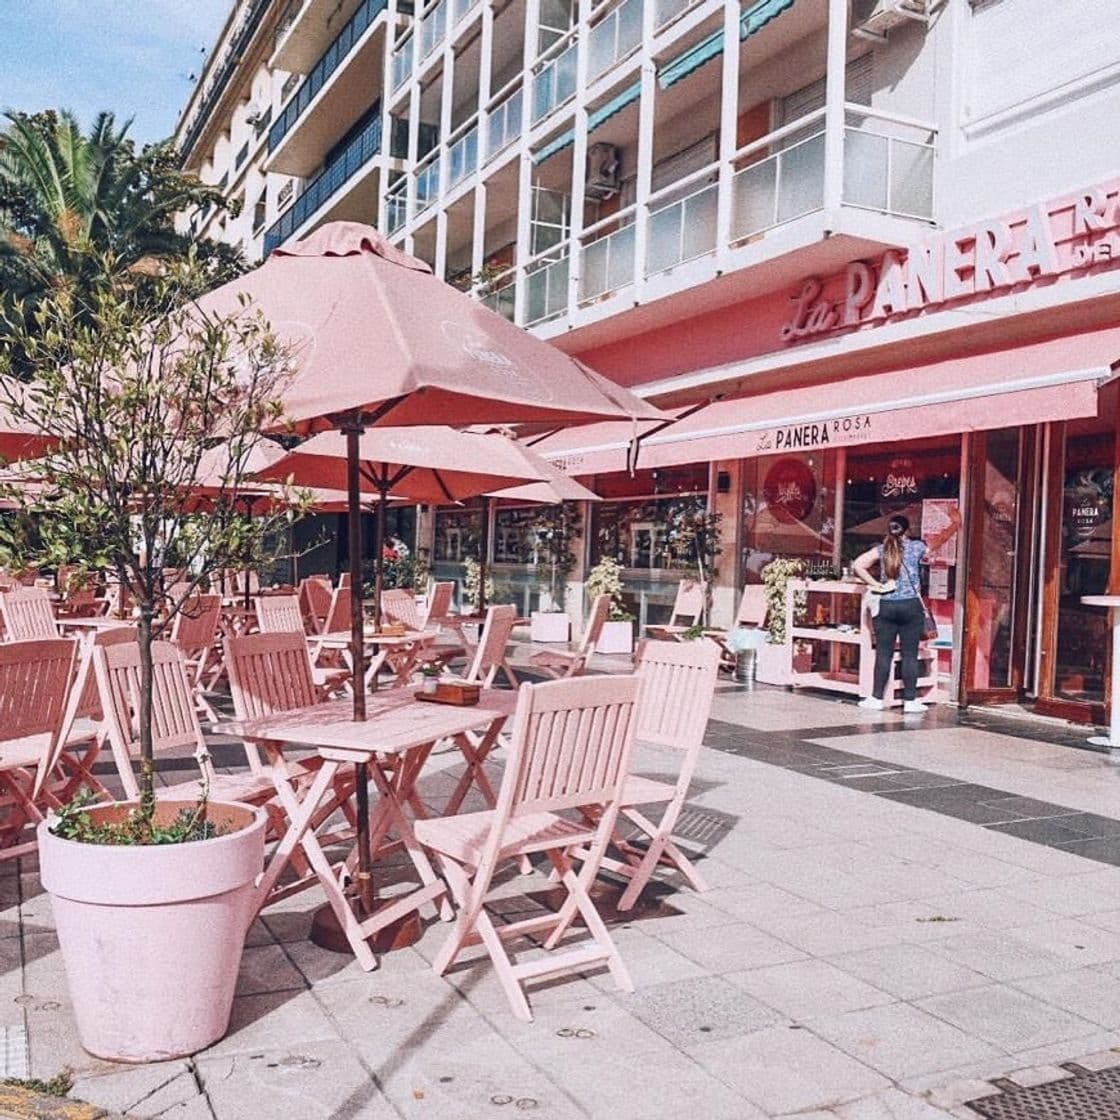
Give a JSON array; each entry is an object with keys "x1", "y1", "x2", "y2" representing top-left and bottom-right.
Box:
[{"x1": 876, "y1": 538, "x2": 927, "y2": 601}]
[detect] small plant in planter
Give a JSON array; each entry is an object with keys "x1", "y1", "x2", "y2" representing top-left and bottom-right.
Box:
[
  {"x1": 585, "y1": 555, "x2": 634, "y2": 654},
  {"x1": 418, "y1": 662, "x2": 441, "y2": 694},
  {"x1": 0, "y1": 259, "x2": 307, "y2": 1062}
]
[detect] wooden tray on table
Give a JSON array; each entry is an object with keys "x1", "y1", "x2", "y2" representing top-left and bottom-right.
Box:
[{"x1": 415, "y1": 681, "x2": 481, "y2": 706}]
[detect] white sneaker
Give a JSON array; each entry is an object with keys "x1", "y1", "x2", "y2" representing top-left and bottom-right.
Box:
[
  {"x1": 857, "y1": 697, "x2": 884, "y2": 710},
  {"x1": 903, "y1": 700, "x2": 928, "y2": 714}
]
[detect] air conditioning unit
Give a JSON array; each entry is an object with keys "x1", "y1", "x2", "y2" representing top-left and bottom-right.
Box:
[
  {"x1": 585, "y1": 143, "x2": 621, "y2": 201},
  {"x1": 851, "y1": 0, "x2": 930, "y2": 42},
  {"x1": 245, "y1": 100, "x2": 266, "y2": 125}
]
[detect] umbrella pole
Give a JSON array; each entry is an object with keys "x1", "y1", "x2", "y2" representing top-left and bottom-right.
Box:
[
  {"x1": 374, "y1": 477, "x2": 388, "y2": 634},
  {"x1": 345, "y1": 428, "x2": 372, "y2": 913},
  {"x1": 477, "y1": 498, "x2": 491, "y2": 614}
]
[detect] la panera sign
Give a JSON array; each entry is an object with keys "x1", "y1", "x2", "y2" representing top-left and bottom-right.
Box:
[{"x1": 781, "y1": 180, "x2": 1120, "y2": 342}]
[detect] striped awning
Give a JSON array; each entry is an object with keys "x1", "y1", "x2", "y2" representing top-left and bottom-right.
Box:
[{"x1": 533, "y1": 80, "x2": 642, "y2": 164}]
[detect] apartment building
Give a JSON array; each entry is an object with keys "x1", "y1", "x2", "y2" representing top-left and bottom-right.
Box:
[{"x1": 178, "y1": 0, "x2": 1120, "y2": 726}]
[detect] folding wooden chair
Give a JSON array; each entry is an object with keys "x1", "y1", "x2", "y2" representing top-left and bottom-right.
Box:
[
  {"x1": 253, "y1": 596, "x2": 350, "y2": 699},
  {"x1": 597, "y1": 638, "x2": 721, "y2": 910},
  {"x1": 0, "y1": 638, "x2": 79, "y2": 858},
  {"x1": 417, "y1": 581, "x2": 465, "y2": 671},
  {"x1": 644, "y1": 578, "x2": 706, "y2": 641},
  {"x1": 380, "y1": 588, "x2": 423, "y2": 631},
  {"x1": 94, "y1": 641, "x2": 283, "y2": 822},
  {"x1": 299, "y1": 576, "x2": 332, "y2": 634},
  {"x1": 168, "y1": 593, "x2": 222, "y2": 721},
  {"x1": 529, "y1": 594, "x2": 610, "y2": 679},
  {"x1": 705, "y1": 584, "x2": 768, "y2": 671},
  {"x1": 415, "y1": 674, "x2": 640, "y2": 1021},
  {"x1": 0, "y1": 587, "x2": 58, "y2": 641},
  {"x1": 40, "y1": 626, "x2": 138, "y2": 803},
  {"x1": 225, "y1": 631, "x2": 358, "y2": 901}
]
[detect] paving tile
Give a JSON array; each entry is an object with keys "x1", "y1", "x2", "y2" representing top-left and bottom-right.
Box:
[
  {"x1": 924, "y1": 932, "x2": 1071, "y2": 982},
  {"x1": 1009, "y1": 917, "x2": 1120, "y2": 966},
  {"x1": 812, "y1": 1003, "x2": 1002, "y2": 1079},
  {"x1": 989, "y1": 817, "x2": 1104, "y2": 845},
  {"x1": 725, "y1": 958, "x2": 894, "y2": 1022},
  {"x1": 656, "y1": 918, "x2": 806, "y2": 974},
  {"x1": 831, "y1": 1088, "x2": 959, "y2": 1118},
  {"x1": 235, "y1": 944, "x2": 307, "y2": 997},
  {"x1": 1013, "y1": 968, "x2": 1120, "y2": 1029},
  {"x1": 70, "y1": 1061, "x2": 193, "y2": 1116},
  {"x1": 686, "y1": 1024, "x2": 890, "y2": 1114},
  {"x1": 618, "y1": 973, "x2": 786, "y2": 1047},
  {"x1": 205, "y1": 990, "x2": 343, "y2": 1058},
  {"x1": 1052, "y1": 836, "x2": 1120, "y2": 865},
  {"x1": 762, "y1": 912, "x2": 904, "y2": 958},
  {"x1": 916, "y1": 984, "x2": 1098, "y2": 1053},
  {"x1": 830, "y1": 944, "x2": 990, "y2": 1000}
]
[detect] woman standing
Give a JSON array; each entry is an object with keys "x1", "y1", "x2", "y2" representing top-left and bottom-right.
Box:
[{"x1": 853, "y1": 509, "x2": 960, "y2": 713}]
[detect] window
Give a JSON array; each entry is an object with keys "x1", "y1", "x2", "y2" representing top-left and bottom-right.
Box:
[
  {"x1": 252, "y1": 195, "x2": 267, "y2": 233},
  {"x1": 778, "y1": 54, "x2": 873, "y2": 147}
]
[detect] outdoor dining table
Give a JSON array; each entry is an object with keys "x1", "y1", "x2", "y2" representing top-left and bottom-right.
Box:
[
  {"x1": 56, "y1": 616, "x2": 135, "y2": 646},
  {"x1": 221, "y1": 687, "x2": 518, "y2": 970},
  {"x1": 316, "y1": 627, "x2": 439, "y2": 690}
]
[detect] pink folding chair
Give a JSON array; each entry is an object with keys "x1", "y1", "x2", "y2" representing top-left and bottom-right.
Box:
[
  {"x1": 417, "y1": 581, "x2": 465, "y2": 671},
  {"x1": 0, "y1": 638, "x2": 79, "y2": 857},
  {"x1": 645, "y1": 578, "x2": 706, "y2": 641},
  {"x1": 168, "y1": 593, "x2": 222, "y2": 721},
  {"x1": 299, "y1": 576, "x2": 332, "y2": 634},
  {"x1": 380, "y1": 588, "x2": 423, "y2": 631},
  {"x1": 0, "y1": 587, "x2": 58, "y2": 641},
  {"x1": 705, "y1": 584, "x2": 767, "y2": 671},
  {"x1": 529, "y1": 594, "x2": 610, "y2": 679},
  {"x1": 255, "y1": 593, "x2": 305, "y2": 634},
  {"x1": 94, "y1": 641, "x2": 282, "y2": 820},
  {"x1": 462, "y1": 603, "x2": 518, "y2": 689},
  {"x1": 415, "y1": 674, "x2": 640, "y2": 1021},
  {"x1": 42, "y1": 625, "x2": 138, "y2": 803},
  {"x1": 598, "y1": 639, "x2": 722, "y2": 910}
]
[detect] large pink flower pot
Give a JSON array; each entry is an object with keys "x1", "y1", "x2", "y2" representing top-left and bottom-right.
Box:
[{"x1": 38, "y1": 800, "x2": 266, "y2": 1063}]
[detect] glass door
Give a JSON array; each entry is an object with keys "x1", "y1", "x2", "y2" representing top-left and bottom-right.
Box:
[{"x1": 962, "y1": 427, "x2": 1036, "y2": 702}]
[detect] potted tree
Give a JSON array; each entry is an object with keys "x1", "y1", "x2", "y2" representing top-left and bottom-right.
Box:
[
  {"x1": 585, "y1": 556, "x2": 634, "y2": 654},
  {"x1": 0, "y1": 259, "x2": 306, "y2": 1062},
  {"x1": 664, "y1": 499, "x2": 722, "y2": 624},
  {"x1": 528, "y1": 502, "x2": 578, "y2": 643}
]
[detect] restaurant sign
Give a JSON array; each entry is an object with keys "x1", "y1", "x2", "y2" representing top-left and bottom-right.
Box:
[
  {"x1": 781, "y1": 179, "x2": 1120, "y2": 342},
  {"x1": 753, "y1": 413, "x2": 874, "y2": 453}
]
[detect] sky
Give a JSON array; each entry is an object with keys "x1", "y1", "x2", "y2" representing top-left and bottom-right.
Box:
[{"x1": 0, "y1": 0, "x2": 233, "y2": 146}]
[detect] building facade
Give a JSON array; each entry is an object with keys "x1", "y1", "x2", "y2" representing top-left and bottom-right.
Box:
[{"x1": 177, "y1": 0, "x2": 1120, "y2": 725}]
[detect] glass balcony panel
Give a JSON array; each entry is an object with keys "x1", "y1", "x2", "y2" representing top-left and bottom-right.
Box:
[
  {"x1": 420, "y1": 0, "x2": 446, "y2": 59},
  {"x1": 731, "y1": 157, "x2": 778, "y2": 239},
  {"x1": 526, "y1": 255, "x2": 569, "y2": 323},
  {"x1": 654, "y1": 0, "x2": 691, "y2": 28},
  {"x1": 617, "y1": 0, "x2": 641, "y2": 57},
  {"x1": 680, "y1": 184, "x2": 717, "y2": 262},
  {"x1": 448, "y1": 125, "x2": 478, "y2": 186},
  {"x1": 581, "y1": 239, "x2": 609, "y2": 300},
  {"x1": 486, "y1": 89, "x2": 523, "y2": 160},
  {"x1": 775, "y1": 131, "x2": 825, "y2": 224},
  {"x1": 843, "y1": 129, "x2": 888, "y2": 212},
  {"x1": 532, "y1": 41, "x2": 576, "y2": 122},
  {"x1": 587, "y1": 21, "x2": 614, "y2": 79},
  {"x1": 391, "y1": 37, "x2": 414, "y2": 91},
  {"x1": 482, "y1": 281, "x2": 516, "y2": 321},
  {"x1": 386, "y1": 191, "x2": 408, "y2": 234},
  {"x1": 607, "y1": 224, "x2": 635, "y2": 290},
  {"x1": 646, "y1": 205, "x2": 682, "y2": 275},
  {"x1": 889, "y1": 138, "x2": 934, "y2": 218}
]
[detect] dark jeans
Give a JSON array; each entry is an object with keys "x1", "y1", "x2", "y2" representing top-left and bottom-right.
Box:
[{"x1": 873, "y1": 597, "x2": 925, "y2": 701}]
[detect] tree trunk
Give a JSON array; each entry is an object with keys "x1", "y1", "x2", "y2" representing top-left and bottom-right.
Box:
[{"x1": 137, "y1": 604, "x2": 156, "y2": 821}]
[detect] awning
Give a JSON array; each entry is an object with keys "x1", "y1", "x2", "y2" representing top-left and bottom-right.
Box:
[
  {"x1": 658, "y1": 0, "x2": 797, "y2": 91},
  {"x1": 539, "y1": 329, "x2": 1120, "y2": 475},
  {"x1": 534, "y1": 80, "x2": 641, "y2": 164}
]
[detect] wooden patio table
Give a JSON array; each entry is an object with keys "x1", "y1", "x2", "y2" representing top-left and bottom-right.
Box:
[
  {"x1": 221, "y1": 688, "x2": 518, "y2": 970},
  {"x1": 316, "y1": 627, "x2": 439, "y2": 690}
]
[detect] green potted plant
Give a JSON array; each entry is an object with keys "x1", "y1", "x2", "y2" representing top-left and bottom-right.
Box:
[
  {"x1": 585, "y1": 555, "x2": 634, "y2": 654},
  {"x1": 756, "y1": 557, "x2": 806, "y2": 685},
  {"x1": 0, "y1": 259, "x2": 306, "y2": 1062},
  {"x1": 664, "y1": 499, "x2": 722, "y2": 624},
  {"x1": 462, "y1": 556, "x2": 494, "y2": 613}
]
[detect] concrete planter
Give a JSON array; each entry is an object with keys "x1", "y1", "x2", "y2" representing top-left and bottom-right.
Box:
[
  {"x1": 39, "y1": 800, "x2": 266, "y2": 1063},
  {"x1": 530, "y1": 611, "x2": 570, "y2": 643},
  {"x1": 754, "y1": 642, "x2": 792, "y2": 685},
  {"x1": 595, "y1": 619, "x2": 634, "y2": 655}
]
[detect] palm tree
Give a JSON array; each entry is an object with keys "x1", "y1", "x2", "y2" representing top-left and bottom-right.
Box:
[{"x1": 0, "y1": 109, "x2": 243, "y2": 370}]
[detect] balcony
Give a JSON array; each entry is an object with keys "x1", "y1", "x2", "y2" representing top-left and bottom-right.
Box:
[
  {"x1": 447, "y1": 121, "x2": 479, "y2": 189},
  {"x1": 525, "y1": 252, "x2": 570, "y2": 325},
  {"x1": 587, "y1": 0, "x2": 642, "y2": 82},
  {"x1": 532, "y1": 38, "x2": 577, "y2": 123},
  {"x1": 391, "y1": 32, "x2": 415, "y2": 92},
  {"x1": 263, "y1": 112, "x2": 383, "y2": 254},
  {"x1": 414, "y1": 152, "x2": 442, "y2": 214},
  {"x1": 485, "y1": 87, "x2": 523, "y2": 162},
  {"x1": 268, "y1": 0, "x2": 388, "y2": 155},
  {"x1": 418, "y1": 0, "x2": 447, "y2": 62}
]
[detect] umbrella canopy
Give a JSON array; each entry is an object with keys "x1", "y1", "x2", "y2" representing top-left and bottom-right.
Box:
[
  {"x1": 256, "y1": 427, "x2": 549, "y2": 504},
  {"x1": 0, "y1": 383, "x2": 56, "y2": 462},
  {"x1": 486, "y1": 443, "x2": 600, "y2": 505},
  {"x1": 193, "y1": 223, "x2": 667, "y2": 433}
]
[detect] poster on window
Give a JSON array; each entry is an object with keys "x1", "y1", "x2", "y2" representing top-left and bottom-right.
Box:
[{"x1": 922, "y1": 498, "x2": 959, "y2": 565}]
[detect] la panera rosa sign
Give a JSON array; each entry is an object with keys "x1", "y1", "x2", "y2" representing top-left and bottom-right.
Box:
[{"x1": 781, "y1": 180, "x2": 1120, "y2": 342}]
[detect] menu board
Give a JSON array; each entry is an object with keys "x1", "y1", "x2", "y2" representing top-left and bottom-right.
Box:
[{"x1": 922, "y1": 499, "x2": 959, "y2": 565}]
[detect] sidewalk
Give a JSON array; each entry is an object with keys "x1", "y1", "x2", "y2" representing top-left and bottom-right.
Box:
[{"x1": 6, "y1": 667, "x2": 1120, "y2": 1119}]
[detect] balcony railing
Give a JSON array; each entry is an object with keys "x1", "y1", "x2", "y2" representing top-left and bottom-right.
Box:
[
  {"x1": 647, "y1": 175, "x2": 719, "y2": 275},
  {"x1": 451, "y1": 0, "x2": 478, "y2": 26},
  {"x1": 268, "y1": 0, "x2": 388, "y2": 153},
  {"x1": 525, "y1": 253, "x2": 570, "y2": 324},
  {"x1": 391, "y1": 33, "x2": 415, "y2": 92},
  {"x1": 485, "y1": 87, "x2": 523, "y2": 162},
  {"x1": 415, "y1": 152, "x2": 442, "y2": 213},
  {"x1": 386, "y1": 182, "x2": 409, "y2": 234},
  {"x1": 419, "y1": 0, "x2": 447, "y2": 60},
  {"x1": 447, "y1": 122, "x2": 479, "y2": 188},
  {"x1": 731, "y1": 128, "x2": 826, "y2": 240},
  {"x1": 579, "y1": 209, "x2": 636, "y2": 302},
  {"x1": 532, "y1": 39, "x2": 577, "y2": 123},
  {"x1": 480, "y1": 274, "x2": 516, "y2": 321},
  {"x1": 587, "y1": 0, "x2": 642, "y2": 81},
  {"x1": 653, "y1": 0, "x2": 700, "y2": 29},
  {"x1": 842, "y1": 110, "x2": 934, "y2": 221},
  {"x1": 263, "y1": 113, "x2": 383, "y2": 254}
]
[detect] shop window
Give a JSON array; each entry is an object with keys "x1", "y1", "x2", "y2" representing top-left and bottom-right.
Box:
[
  {"x1": 741, "y1": 451, "x2": 840, "y2": 583},
  {"x1": 433, "y1": 507, "x2": 482, "y2": 561},
  {"x1": 1052, "y1": 418, "x2": 1114, "y2": 705}
]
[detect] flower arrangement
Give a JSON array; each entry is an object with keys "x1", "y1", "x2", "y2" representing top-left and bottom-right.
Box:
[
  {"x1": 760, "y1": 557, "x2": 806, "y2": 645},
  {"x1": 585, "y1": 555, "x2": 632, "y2": 621},
  {"x1": 463, "y1": 557, "x2": 494, "y2": 612},
  {"x1": 529, "y1": 502, "x2": 580, "y2": 610}
]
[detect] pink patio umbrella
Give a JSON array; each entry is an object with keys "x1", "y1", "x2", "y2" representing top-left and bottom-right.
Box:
[
  {"x1": 256, "y1": 426, "x2": 550, "y2": 626},
  {"x1": 192, "y1": 222, "x2": 663, "y2": 927}
]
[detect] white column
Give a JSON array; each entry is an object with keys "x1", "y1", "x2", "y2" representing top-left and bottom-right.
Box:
[
  {"x1": 405, "y1": 81, "x2": 422, "y2": 253},
  {"x1": 822, "y1": 0, "x2": 848, "y2": 226},
  {"x1": 513, "y1": 0, "x2": 540, "y2": 325},
  {"x1": 632, "y1": 41, "x2": 656, "y2": 302},
  {"x1": 715, "y1": 0, "x2": 740, "y2": 267},
  {"x1": 568, "y1": 0, "x2": 592, "y2": 318},
  {"x1": 376, "y1": 0, "x2": 399, "y2": 234}
]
